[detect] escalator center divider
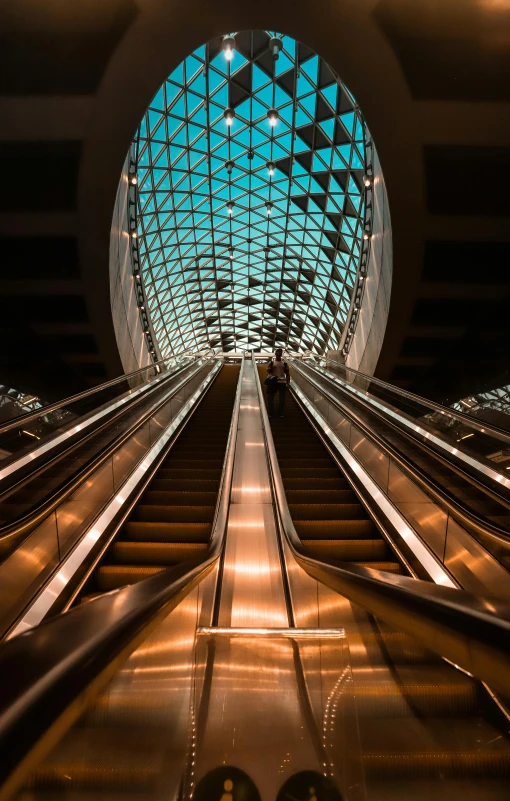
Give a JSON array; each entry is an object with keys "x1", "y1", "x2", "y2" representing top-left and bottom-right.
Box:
[{"x1": 75, "y1": 365, "x2": 240, "y2": 603}]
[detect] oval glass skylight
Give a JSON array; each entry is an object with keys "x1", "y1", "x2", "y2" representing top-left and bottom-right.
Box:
[{"x1": 134, "y1": 30, "x2": 368, "y2": 355}]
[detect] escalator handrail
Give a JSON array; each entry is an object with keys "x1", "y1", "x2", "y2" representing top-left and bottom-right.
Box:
[
  {"x1": 0, "y1": 354, "x2": 193, "y2": 436},
  {"x1": 0, "y1": 358, "x2": 196, "y2": 489},
  {"x1": 0, "y1": 358, "x2": 244, "y2": 801},
  {"x1": 0, "y1": 359, "x2": 214, "y2": 557},
  {"x1": 307, "y1": 360, "x2": 510, "y2": 497},
  {"x1": 252, "y1": 355, "x2": 510, "y2": 699},
  {"x1": 290, "y1": 359, "x2": 510, "y2": 551},
  {"x1": 318, "y1": 357, "x2": 510, "y2": 443}
]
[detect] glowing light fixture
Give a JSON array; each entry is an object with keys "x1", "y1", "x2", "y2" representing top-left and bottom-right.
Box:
[
  {"x1": 227, "y1": 201, "x2": 234, "y2": 215},
  {"x1": 267, "y1": 108, "x2": 279, "y2": 127},
  {"x1": 222, "y1": 34, "x2": 236, "y2": 62},
  {"x1": 363, "y1": 175, "x2": 372, "y2": 188},
  {"x1": 224, "y1": 107, "x2": 235, "y2": 126},
  {"x1": 267, "y1": 161, "x2": 276, "y2": 176},
  {"x1": 266, "y1": 202, "x2": 273, "y2": 215}
]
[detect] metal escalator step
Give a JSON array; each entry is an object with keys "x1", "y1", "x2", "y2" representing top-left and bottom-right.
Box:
[
  {"x1": 150, "y1": 478, "x2": 219, "y2": 491},
  {"x1": 283, "y1": 477, "x2": 348, "y2": 490},
  {"x1": 81, "y1": 691, "x2": 184, "y2": 727},
  {"x1": 362, "y1": 749, "x2": 510, "y2": 779},
  {"x1": 362, "y1": 780, "x2": 510, "y2": 801},
  {"x1": 288, "y1": 503, "x2": 368, "y2": 520},
  {"x1": 278, "y1": 458, "x2": 334, "y2": 468},
  {"x1": 348, "y1": 631, "x2": 440, "y2": 665},
  {"x1": 22, "y1": 728, "x2": 168, "y2": 791},
  {"x1": 142, "y1": 490, "x2": 217, "y2": 505},
  {"x1": 294, "y1": 519, "x2": 376, "y2": 539},
  {"x1": 157, "y1": 468, "x2": 221, "y2": 479},
  {"x1": 123, "y1": 521, "x2": 211, "y2": 542},
  {"x1": 354, "y1": 561, "x2": 402, "y2": 573},
  {"x1": 285, "y1": 489, "x2": 356, "y2": 504},
  {"x1": 112, "y1": 541, "x2": 207, "y2": 565},
  {"x1": 302, "y1": 538, "x2": 389, "y2": 561},
  {"x1": 350, "y1": 675, "x2": 478, "y2": 717},
  {"x1": 132, "y1": 504, "x2": 215, "y2": 523},
  {"x1": 165, "y1": 459, "x2": 224, "y2": 470},
  {"x1": 280, "y1": 467, "x2": 340, "y2": 478},
  {"x1": 95, "y1": 565, "x2": 165, "y2": 591}
]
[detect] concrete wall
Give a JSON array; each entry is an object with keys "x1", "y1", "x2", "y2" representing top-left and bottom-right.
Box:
[
  {"x1": 110, "y1": 156, "x2": 155, "y2": 374},
  {"x1": 345, "y1": 145, "x2": 392, "y2": 376}
]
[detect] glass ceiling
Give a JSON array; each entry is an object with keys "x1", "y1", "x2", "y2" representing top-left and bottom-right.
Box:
[{"x1": 134, "y1": 30, "x2": 368, "y2": 355}]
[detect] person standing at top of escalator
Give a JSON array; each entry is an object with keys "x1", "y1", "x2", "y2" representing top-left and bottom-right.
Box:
[{"x1": 266, "y1": 348, "x2": 290, "y2": 418}]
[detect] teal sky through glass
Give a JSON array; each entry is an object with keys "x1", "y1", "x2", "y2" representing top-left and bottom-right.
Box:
[{"x1": 135, "y1": 31, "x2": 368, "y2": 355}]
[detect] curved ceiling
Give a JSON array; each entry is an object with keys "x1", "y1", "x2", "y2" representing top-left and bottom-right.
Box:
[{"x1": 134, "y1": 30, "x2": 368, "y2": 355}]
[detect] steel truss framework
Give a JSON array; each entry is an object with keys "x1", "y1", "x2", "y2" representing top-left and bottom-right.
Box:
[
  {"x1": 133, "y1": 31, "x2": 369, "y2": 356},
  {"x1": 453, "y1": 385, "x2": 510, "y2": 417}
]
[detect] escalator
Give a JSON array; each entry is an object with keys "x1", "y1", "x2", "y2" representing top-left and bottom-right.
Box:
[
  {"x1": 296, "y1": 361, "x2": 510, "y2": 531},
  {"x1": 2, "y1": 360, "x2": 510, "y2": 801},
  {"x1": 258, "y1": 367, "x2": 401, "y2": 574},
  {"x1": 258, "y1": 364, "x2": 510, "y2": 799},
  {"x1": 0, "y1": 357, "x2": 199, "y2": 559},
  {"x1": 74, "y1": 364, "x2": 239, "y2": 601}
]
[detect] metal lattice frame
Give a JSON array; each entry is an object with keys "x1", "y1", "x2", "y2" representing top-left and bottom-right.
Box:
[
  {"x1": 453, "y1": 385, "x2": 510, "y2": 417},
  {"x1": 130, "y1": 31, "x2": 370, "y2": 357}
]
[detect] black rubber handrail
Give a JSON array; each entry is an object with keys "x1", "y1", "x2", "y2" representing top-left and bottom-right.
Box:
[
  {"x1": 290, "y1": 359, "x2": 510, "y2": 554},
  {"x1": 316, "y1": 356, "x2": 510, "y2": 443},
  {"x1": 0, "y1": 358, "x2": 244, "y2": 801},
  {"x1": 300, "y1": 360, "x2": 510, "y2": 506},
  {"x1": 0, "y1": 360, "x2": 210, "y2": 560},
  {"x1": 253, "y1": 355, "x2": 510, "y2": 696},
  {"x1": 0, "y1": 355, "x2": 192, "y2": 436}
]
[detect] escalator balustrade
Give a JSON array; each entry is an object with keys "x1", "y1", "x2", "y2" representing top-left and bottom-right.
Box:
[
  {"x1": 258, "y1": 367, "x2": 510, "y2": 799},
  {"x1": 76, "y1": 365, "x2": 239, "y2": 602}
]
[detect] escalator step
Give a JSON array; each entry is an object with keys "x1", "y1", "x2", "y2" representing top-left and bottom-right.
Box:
[
  {"x1": 282, "y1": 477, "x2": 348, "y2": 490},
  {"x1": 294, "y1": 519, "x2": 377, "y2": 539},
  {"x1": 285, "y1": 489, "x2": 356, "y2": 504},
  {"x1": 355, "y1": 561, "x2": 402, "y2": 573},
  {"x1": 166, "y1": 459, "x2": 224, "y2": 470},
  {"x1": 288, "y1": 503, "x2": 368, "y2": 520},
  {"x1": 142, "y1": 490, "x2": 217, "y2": 506},
  {"x1": 280, "y1": 467, "x2": 342, "y2": 479},
  {"x1": 96, "y1": 565, "x2": 165, "y2": 591},
  {"x1": 22, "y1": 728, "x2": 167, "y2": 791},
  {"x1": 132, "y1": 504, "x2": 215, "y2": 523},
  {"x1": 348, "y1": 631, "x2": 441, "y2": 665},
  {"x1": 112, "y1": 541, "x2": 207, "y2": 565},
  {"x1": 123, "y1": 522, "x2": 211, "y2": 542},
  {"x1": 150, "y1": 478, "x2": 219, "y2": 491},
  {"x1": 350, "y1": 676, "x2": 478, "y2": 717},
  {"x1": 302, "y1": 539, "x2": 389, "y2": 561},
  {"x1": 363, "y1": 780, "x2": 510, "y2": 801},
  {"x1": 157, "y1": 468, "x2": 221, "y2": 479},
  {"x1": 278, "y1": 458, "x2": 334, "y2": 468},
  {"x1": 362, "y1": 749, "x2": 510, "y2": 779}
]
